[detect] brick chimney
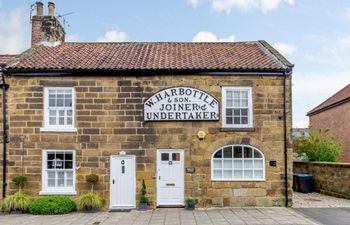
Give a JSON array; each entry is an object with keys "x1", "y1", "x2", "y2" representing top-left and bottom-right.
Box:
[{"x1": 31, "y1": 1, "x2": 65, "y2": 47}]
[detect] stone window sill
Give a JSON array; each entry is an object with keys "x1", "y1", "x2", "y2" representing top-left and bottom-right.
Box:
[
  {"x1": 220, "y1": 128, "x2": 256, "y2": 132},
  {"x1": 39, "y1": 191, "x2": 77, "y2": 196},
  {"x1": 40, "y1": 127, "x2": 77, "y2": 133}
]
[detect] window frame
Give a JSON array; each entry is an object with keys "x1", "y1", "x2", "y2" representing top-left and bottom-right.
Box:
[
  {"x1": 211, "y1": 145, "x2": 265, "y2": 181},
  {"x1": 41, "y1": 87, "x2": 77, "y2": 132},
  {"x1": 221, "y1": 86, "x2": 253, "y2": 128},
  {"x1": 40, "y1": 149, "x2": 76, "y2": 195}
]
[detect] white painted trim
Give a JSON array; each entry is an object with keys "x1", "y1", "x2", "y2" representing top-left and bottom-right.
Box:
[
  {"x1": 109, "y1": 155, "x2": 136, "y2": 210},
  {"x1": 211, "y1": 145, "x2": 266, "y2": 182},
  {"x1": 41, "y1": 149, "x2": 76, "y2": 195},
  {"x1": 156, "y1": 149, "x2": 185, "y2": 206},
  {"x1": 42, "y1": 87, "x2": 76, "y2": 132},
  {"x1": 221, "y1": 86, "x2": 253, "y2": 128}
]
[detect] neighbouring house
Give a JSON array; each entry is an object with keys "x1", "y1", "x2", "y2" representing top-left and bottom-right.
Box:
[
  {"x1": 0, "y1": 2, "x2": 294, "y2": 208},
  {"x1": 307, "y1": 84, "x2": 350, "y2": 161}
]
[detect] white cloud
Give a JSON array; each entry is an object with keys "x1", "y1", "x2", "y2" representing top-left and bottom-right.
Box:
[
  {"x1": 66, "y1": 34, "x2": 80, "y2": 42},
  {"x1": 294, "y1": 119, "x2": 309, "y2": 128},
  {"x1": 189, "y1": 0, "x2": 295, "y2": 14},
  {"x1": 192, "y1": 31, "x2": 235, "y2": 42},
  {"x1": 0, "y1": 6, "x2": 27, "y2": 54},
  {"x1": 273, "y1": 42, "x2": 296, "y2": 55},
  {"x1": 97, "y1": 30, "x2": 128, "y2": 42}
]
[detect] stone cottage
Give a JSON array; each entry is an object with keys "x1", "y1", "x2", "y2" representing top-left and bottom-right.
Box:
[{"x1": 0, "y1": 2, "x2": 294, "y2": 208}]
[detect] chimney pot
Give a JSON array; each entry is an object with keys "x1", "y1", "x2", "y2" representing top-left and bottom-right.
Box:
[
  {"x1": 48, "y1": 2, "x2": 55, "y2": 16},
  {"x1": 36, "y1": 1, "x2": 43, "y2": 16}
]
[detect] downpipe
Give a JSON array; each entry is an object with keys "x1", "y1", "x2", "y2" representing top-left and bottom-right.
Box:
[
  {"x1": 0, "y1": 67, "x2": 9, "y2": 199},
  {"x1": 283, "y1": 72, "x2": 289, "y2": 207}
]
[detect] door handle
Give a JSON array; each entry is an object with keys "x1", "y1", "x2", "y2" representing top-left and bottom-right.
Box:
[
  {"x1": 112, "y1": 179, "x2": 115, "y2": 184},
  {"x1": 158, "y1": 176, "x2": 161, "y2": 180}
]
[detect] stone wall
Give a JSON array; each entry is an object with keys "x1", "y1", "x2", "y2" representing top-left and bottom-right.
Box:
[
  {"x1": 309, "y1": 102, "x2": 350, "y2": 161},
  {"x1": 294, "y1": 161, "x2": 350, "y2": 198},
  {"x1": 2, "y1": 74, "x2": 293, "y2": 207}
]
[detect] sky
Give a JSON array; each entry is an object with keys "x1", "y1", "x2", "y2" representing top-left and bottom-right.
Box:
[{"x1": 1, "y1": 0, "x2": 350, "y2": 128}]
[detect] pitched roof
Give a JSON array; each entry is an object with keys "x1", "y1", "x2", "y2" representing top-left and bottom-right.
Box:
[
  {"x1": 307, "y1": 84, "x2": 350, "y2": 116},
  {"x1": 0, "y1": 54, "x2": 18, "y2": 66},
  {"x1": 6, "y1": 41, "x2": 293, "y2": 73}
]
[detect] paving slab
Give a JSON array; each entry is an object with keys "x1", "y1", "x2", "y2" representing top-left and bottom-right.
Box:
[{"x1": 0, "y1": 208, "x2": 319, "y2": 225}]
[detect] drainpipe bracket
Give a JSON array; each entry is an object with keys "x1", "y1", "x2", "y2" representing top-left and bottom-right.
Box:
[{"x1": 0, "y1": 83, "x2": 9, "y2": 89}]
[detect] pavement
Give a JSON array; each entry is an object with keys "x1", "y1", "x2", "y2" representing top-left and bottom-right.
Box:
[
  {"x1": 295, "y1": 208, "x2": 350, "y2": 225},
  {"x1": 293, "y1": 191, "x2": 350, "y2": 225},
  {"x1": 0, "y1": 208, "x2": 319, "y2": 225}
]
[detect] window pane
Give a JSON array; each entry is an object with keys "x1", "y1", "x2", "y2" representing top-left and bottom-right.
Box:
[
  {"x1": 66, "y1": 171, "x2": 73, "y2": 179},
  {"x1": 227, "y1": 91, "x2": 233, "y2": 99},
  {"x1": 213, "y1": 150, "x2": 222, "y2": 158},
  {"x1": 49, "y1": 110, "x2": 56, "y2": 117},
  {"x1": 233, "y1": 91, "x2": 240, "y2": 99},
  {"x1": 57, "y1": 99, "x2": 64, "y2": 107},
  {"x1": 233, "y1": 99, "x2": 240, "y2": 107},
  {"x1": 233, "y1": 146, "x2": 242, "y2": 158},
  {"x1": 66, "y1": 179, "x2": 73, "y2": 187},
  {"x1": 48, "y1": 178, "x2": 55, "y2": 187},
  {"x1": 67, "y1": 110, "x2": 73, "y2": 116},
  {"x1": 226, "y1": 117, "x2": 233, "y2": 124},
  {"x1": 233, "y1": 109, "x2": 240, "y2": 116},
  {"x1": 47, "y1": 161, "x2": 54, "y2": 169},
  {"x1": 241, "y1": 117, "x2": 248, "y2": 124},
  {"x1": 67, "y1": 117, "x2": 72, "y2": 125},
  {"x1": 226, "y1": 99, "x2": 233, "y2": 107},
  {"x1": 223, "y1": 147, "x2": 232, "y2": 158},
  {"x1": 65, "y1": 161, "x2": 73, "y2": 169},
  {"x1": 213, "y1": 160, "x2": 222, "y2": 169},
  {"x1": 161, "y1": 153, "x2": 169, "y2": 161},
  {"x1": 48, "y1": 171, "x2": 55, "y2": 179},
  {"x1": 254, "y1": 170, "x2": 263, "y2": 179},
  {"x1": 59, "y1": 117, "x2": 65, "y2": 125},
  {"x1": 234, "y1": 117, "x2": 240, "y2": 124},
  {"x1": 254, "y1": 149, "x2": 262, "y2": 158},
  {"x1": 244, "y1": 147, "x2": 253, "y2": 158},
  {"x1": 233, "y1": 170, "x2": 242, "y2": 179},
  {"x1": 57, "y1": 171, "x2": 64, "y2": 187},
  {"x1": 49, "y1": 117, "x2": 56, "y2": 125},
  {"x1": 241, "y1": 99, "x2": 248, "y2": 107},
  {"x1": 241, "y1": 91, "x2": 248, "y2": 99},
  {"x1": 244, "y1": 170, "x2": 253, "y2": 179},
  {"x1": 48, "y1": 153, "x2": 55, "y2": 160},
  {"x1": 226, "y1": 109, "x2": 233, "y2": 116},
  {"x1": 254, "y1": 160, "x2": 263, "y2": 169},
  {"x1": 65, "y1": 98, "x2": 72, "y2": 107},
  {"x1": 223, "y1": 160, "x2": 232, "y2": 169},
  {"x1": 223, "y1": 170, "x2": 232, "y2": 179},
  {"x1": 57, "y1": 90, "x2": 64, "y2": 98},
  {"x1": 213, "y1": 170, "x2": 222, "y2": 179},
  {"x1": 234, "y1": 160, "x2": 242, "y2": 169},
  {"x1": 65, "y1": 153, "x2": 73, "y2": 160},
  {"x1": 56, "y1": 153, "x2": 64, "y2": 160},
  {"x1": 244, "y1": 160, "x2": 253, "y2": 169},
  {"x1": 241, "y1": 109, "x2": 248, "y2": 116},
  {"x1": 172, "y1": 153, "x2": 180, "y2": 161}
]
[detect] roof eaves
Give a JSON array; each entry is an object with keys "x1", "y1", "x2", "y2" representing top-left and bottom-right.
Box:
[
  {"x1": 307, "y1": 97, "x2": 350, "y2": 116},
  {"x1": 258, "y1": 40, "x2": 294, "y2": 71}
]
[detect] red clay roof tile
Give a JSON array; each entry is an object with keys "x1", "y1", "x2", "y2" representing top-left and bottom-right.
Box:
[{"x1": 6, "y1": 41, "x2": 292, "y2": 72}]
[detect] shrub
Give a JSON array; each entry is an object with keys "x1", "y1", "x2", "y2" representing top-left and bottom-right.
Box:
[
  {"x1": 76, "y1": 193, "x2": 102, "y2": 211},
  {"x1": 185, "y1": 198, "x2": 196, "y2": 207},
  {"x1": 139, "y1": 180, "x2": 149, "y2": 204},
  {"x1": 3, "y1": 191, "x2": 31, "y2": 212},
  {"x1": 296, "y1": 128, "x2": 343, "y2": 162},
  {"x1": 11, "y1": 176, "x2": 27, "y2": 191},
  {"x1": 28, "y1": 196, "x2": 76, "y2": 215},
  {"x1": 86, "y1": 174, "x2": 99, "y2": 192}
]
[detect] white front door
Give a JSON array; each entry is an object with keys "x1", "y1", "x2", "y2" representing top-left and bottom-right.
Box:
[
  {"x1": 110, "y1": 155, "x2": 136, "y2": 209},
  {"x1": 157, "y1": 149, "x2": 184, "y2": 206}
]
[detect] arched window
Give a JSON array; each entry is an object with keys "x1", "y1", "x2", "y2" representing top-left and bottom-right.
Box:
[{"x1": 211, "y1": 145, "x2": 265, "y2": 181}]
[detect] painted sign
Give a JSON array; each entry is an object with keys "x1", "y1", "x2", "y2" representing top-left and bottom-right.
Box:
[{"x1": 144, "y1": 87, "x2": 219, "y2": 121}]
